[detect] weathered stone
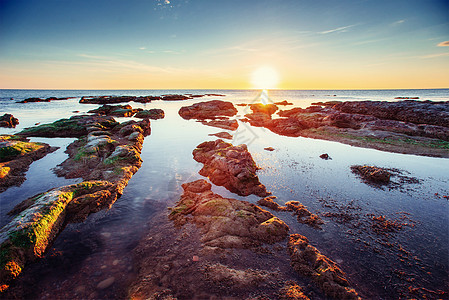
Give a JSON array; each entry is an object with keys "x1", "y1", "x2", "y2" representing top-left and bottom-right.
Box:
[
  {"x1": 134, "y1": 109, "x2": 165, "y2": 119},
  {"x1": 193, "y1": 139, "x2": 269, "y2": 197},
  {"x1": 0, "y1": 114, "x2": 19, "y2": 128},
  {"x1": 179, "y1": 100, "x2": 237, "y2": 120},
  {"x1": 351, "y1": 165, "x2": 391, "y2": 184},
  {"x1": 0, "y1": 135, "x2": 57, "y2": 192},
  {"x1": 169, "y1": 179, "x2": 289, "y2": 248},
  {"x1": 288, "y1": 234, "x2": 360, "y2": 299}
]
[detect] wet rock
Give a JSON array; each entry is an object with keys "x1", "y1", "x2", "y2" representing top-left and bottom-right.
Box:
[
  {"x1": 274, "y1": 100, "x2": 293, "y2": 106},
  {"x1": 193, "y1": 139, "x2": 269, "y2": 197},
  {"x1": 241, "y1": 100, "x2": 449, "y2": 157},
  {"x1": 200, "y1": 119, "x2": 238, "y2": 131},
  {"x1": 0, "y1": 114, "x2": 19, "y2": 128},
  {"x1": 179, "y1": 100, "x2": 238, "y2": 120},
  {"x1": 319, "y1": 153, "x2": 331, "y2": 160},
  {"x1": 0, "y1": 181, "x2": 117, "y2": 289},
  {"x1": 351, "y1": 165, "x2": 391, "y2": 184},
  {"x1": 278, "y1": 282, "x2": 310, "y2": 300},
  {"x1": 80, "y1": 95, "x2": 156, "y2": 104},
  {"x1": 208, "y1": 132, "x2": 233, "y2": 140},
  {"x1": 285, "y1": 201, "x2": 324, "y2": 229},
  {"x1": 18, "y1": 97, "x2": 74, "y2": 103},
  {"x1": 97, "y1": 276, "x2": 115, "y2": 289},
  {"x1": 257, "y1": 196, "x2": 286, "y2": 211},
  {"x1": 249, "y1": 103, "x2": 278, "y2": 115},
  {"x1": 88, "y1": 104, "x2": 141, "y2": 117},
  {"x1": 1, "y1": 115, "x2": 151, "y2": 290},
  {"x1": 18, "y1": 115, "x2": 119, "y2": 138},
  {"x1": 0, "y1": 135, "x2": 57, "y2": 192},
  {"x1": 203, "y1": 263, "x2": 270, "y2": 288},
  {"x1": 288, "y1": 234, "x2": 360, "y2": 299},
  {"x1": 332, "y1": 100, "x2": 448, "y2": 128},
  {"x1": 134, "y1": 109, "x2": 165, "y2": 119},
  {"x1": 257, "y1": 197, "x2": 323, "y2": 229},
  {"x1": 160, "y1": 94, "x2": 192, "y2": 101},
  {"x1": 169, "y1": 179, "x2": 289, "y2": 248}
]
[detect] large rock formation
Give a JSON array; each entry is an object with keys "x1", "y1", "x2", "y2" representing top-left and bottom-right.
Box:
[
  {"x1": 241, "y1": 100, "x2": 449, "y2": 157},
  {"x1": 179, "y1": 100, "x2": 238, "y2": 120},
  {"x1": 1, "y1": 115, "x2": 151, "y2": 291},
  {"x1": 169, "y1": 179, "x2": 289, "y2": 249},
  {"x1": 193, "y1": 139, "x2": 269, "y2": 197}
]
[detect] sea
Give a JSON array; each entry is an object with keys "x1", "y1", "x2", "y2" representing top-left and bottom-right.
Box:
[{"x1": 0, "y1": 89, "x2": 448, "y2": 299}]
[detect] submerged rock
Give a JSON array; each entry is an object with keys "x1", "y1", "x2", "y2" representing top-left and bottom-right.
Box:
[
  {"x1": 193, "y1": 139, "x2": 269, "y2": 197},
  {"x1": 179, "y1": 100, "x2": 237, "y2": 120},
  {"x1": 257, "y1": 197, "x2": 323, "y2": 229},
  {"x1": 0, "y1": 135, "x2": 57, "y2": 192},
  {"x1": 288, "y1": 234, "x2": 360, "y2": 299},
  {"x1": 208, "y1": 132, "x2": 233, "y2": 140},
  {"x1": 169, "y1": 179, "x2": 289, "y2": 248},
  {"x1": 0, "y1": 114, "x2": 19, "y2": 128},
  {"x1": 278, "y1": 282, "x2": 310, "y2": 300},
  {"x1": 134, "y1": 109, "x2": 165, "y2": 120},
  {"x1": 351, "y1": 165, "x2": 391, "y2": 184},
  {"x1": 200, "y1": 119, "x2": 238, "y2": 131}
]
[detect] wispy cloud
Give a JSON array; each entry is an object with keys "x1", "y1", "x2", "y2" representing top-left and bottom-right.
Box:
[
  {"x1": 319, "y1": 24, "x2": 358, "y2": 34},
  {"x1": 420, "y1": 52, "x2": 449, "y2": 59},
  {"x1": 437, "y1": 41, "x2": 449, "y2": 47},
  {"x1": 391, "y1": 19, "x2": 405, "y2": 26}
]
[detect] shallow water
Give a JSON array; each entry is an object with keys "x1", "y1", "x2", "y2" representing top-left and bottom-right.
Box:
[{"x1": 1, "y1": 89, "x2": 448, "y2": 299}]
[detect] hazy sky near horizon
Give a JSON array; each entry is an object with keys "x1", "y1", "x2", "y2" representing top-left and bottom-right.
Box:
[{"x1": 0, "y1": 0, "x2": 448, "y2": 89}]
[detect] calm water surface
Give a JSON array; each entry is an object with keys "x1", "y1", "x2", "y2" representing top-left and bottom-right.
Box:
[{"x1": 0, "y1": 89, "x2": 448, "y2": 299}]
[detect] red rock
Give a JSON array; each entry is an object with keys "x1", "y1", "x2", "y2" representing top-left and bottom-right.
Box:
[
  {"x1": 288, "y1": 234, "x2": 360, "y2": 299},
  {"x1": 179, "y1": 100, "x2": 237, "y2": 120},
  {"x1": 193, "y1": 139, "x2": 269, "y2": 197},
  {"x1": 0, "y1": 114, "x2": 19, "y2": 128}
]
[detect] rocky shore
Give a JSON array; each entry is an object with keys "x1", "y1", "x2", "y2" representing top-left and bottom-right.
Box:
[
  {"x1": 0, "y1": 114, "x2": 151, "y2": 291},
  {"x1": 242, "y1": 100, "x2": 449, "y2": 157}
]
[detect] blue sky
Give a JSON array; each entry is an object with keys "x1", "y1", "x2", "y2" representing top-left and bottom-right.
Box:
[{"x1": 0, "y1": 0, "x2": 448, "y2": 89}]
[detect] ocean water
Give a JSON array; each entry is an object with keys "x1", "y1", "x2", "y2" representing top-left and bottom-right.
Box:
[{"x1": 0, "y1": 89, "x2": 448, "y2": 299}]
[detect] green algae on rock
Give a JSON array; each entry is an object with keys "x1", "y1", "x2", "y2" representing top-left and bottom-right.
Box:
[
  {"x1": 0, "y1": 181, "x2": 116, "y2": 290},
  {"x1": 169, "y1": 179, "x2": 289, "y2": 249},
  {"x1": 288, "y1": 234, "x2": 360, "y2": 300},
  {"x1": 193, "y1": 139, "x2": 270, "y2": 197},
  {"x1": 18, "y1": 115, "x2": 119, "y2": 138},
  {"x1": 1, "y1": 115, "x2": 152, "y2": 291},
  {"x1": 0, "y1": 135, "x2": 57, "y2": 193},
  {"x1": 134, "y1": 109, "x2": 165, "y2": 120}
]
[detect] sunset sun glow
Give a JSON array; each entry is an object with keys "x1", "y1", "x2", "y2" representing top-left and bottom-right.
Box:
[{"x1": 251, "y1": 66, "x2": 280, "y2": 89}]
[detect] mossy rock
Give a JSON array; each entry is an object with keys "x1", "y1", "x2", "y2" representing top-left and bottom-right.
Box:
[{"x1": 0, "y1": 140, "x2": 44, "y2": 162}]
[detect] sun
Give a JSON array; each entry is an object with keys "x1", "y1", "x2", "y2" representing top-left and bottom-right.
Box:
[{"x1": 251, "y1": 66, "x2": 280, "y2": 89}]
